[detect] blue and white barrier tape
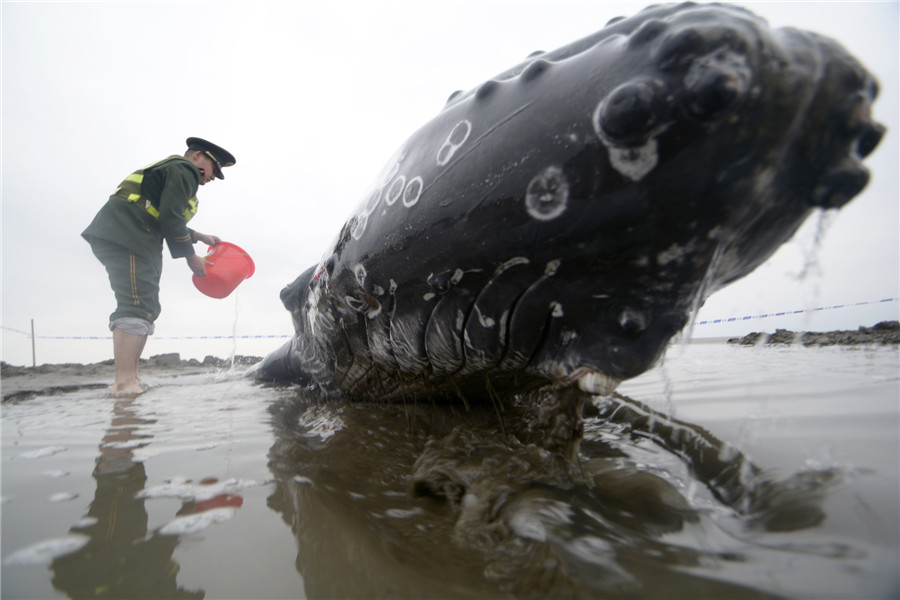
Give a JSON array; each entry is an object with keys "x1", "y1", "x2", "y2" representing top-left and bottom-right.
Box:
[
  {"x1": 0, "y1": 328, "x2": 292, "y2": 340},
  {"x1": 3, "y1": 298, "x2": 897, "y2": 340},
  {"x1": 694, "y1": 297, "x2": 898, "y2": 326}
]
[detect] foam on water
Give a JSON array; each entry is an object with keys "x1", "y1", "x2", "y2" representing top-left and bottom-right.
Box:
[
  {"x1": 71, "y1": 517, "x2": 98, "y2": 529},
  {"x1": 159, "y1": 507, "x2": 238, "y2": 536},
  {"x1": 48, "y1": 492, "x2": 78, "y2": 503},
  {"x1": 297, "y1": 405, "x2": 345, "y2": 440},
  {"x1": 383, "y1": 507, "x2": 424, "y2": 519},
  {"x1": 3, "y1": 535, "x2": 90, "y2": 567},
  {"x1": 17, "y1": 446, "x2": 67, "y2": 459},
  {"x1": 41, "y1": 469, "x2": 70, "y2": 478},
  {"x1": 508, "y1": 509, "x2": 548, "y2": 541},
  {"x1": 138, "y1": 477, "x2": 271, "y2": 502}
]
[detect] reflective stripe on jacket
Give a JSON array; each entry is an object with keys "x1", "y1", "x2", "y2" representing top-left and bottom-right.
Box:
[{"x1": 113, "y1": 156, "x2": 198, "y2": 222}]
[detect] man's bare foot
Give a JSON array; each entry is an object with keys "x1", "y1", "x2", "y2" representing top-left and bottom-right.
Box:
[{"x1": 109, "y1": 382, "x2": 145, "y2": 397}]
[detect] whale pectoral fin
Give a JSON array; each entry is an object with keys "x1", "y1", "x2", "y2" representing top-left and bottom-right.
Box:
[{"x1": 594, "y1": 394, "x2": 836, "y2": 530}]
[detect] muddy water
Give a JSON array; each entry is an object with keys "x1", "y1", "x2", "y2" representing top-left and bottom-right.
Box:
[
  {"x1": 2, "y1": 371, "x2": 302, "y2": 599},
  {"x1": 2, "y1": 343, "x2": 898, "y2": 599}
]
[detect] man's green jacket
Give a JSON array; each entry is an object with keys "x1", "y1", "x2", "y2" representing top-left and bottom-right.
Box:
[{"x1": 83, "y1": 156, "x2": 201, "y2": 259}]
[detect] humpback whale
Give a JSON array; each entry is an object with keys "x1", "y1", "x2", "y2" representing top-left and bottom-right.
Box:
[{"x1": 258, "y1": 3, "x2": 883, "y2": 431}]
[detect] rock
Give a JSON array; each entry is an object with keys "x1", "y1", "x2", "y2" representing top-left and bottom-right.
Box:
[
  {"x1": 728, "y1": 332, "x2": 766, "y2": 346},
  {"x1": 148, "y1": 353, "x2": 183, "y2": 368},
  {"x1": 727, "y1": 321, "x2": 900, "y2": 347},
  {"x1": 767, "y1": 329, "x2": 798, "y2": 345},
  {"x1": 203, "y1": 355, "x2": 225, "y2": 368}
]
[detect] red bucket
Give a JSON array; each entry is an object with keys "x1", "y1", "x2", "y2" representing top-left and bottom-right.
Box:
[{"x1": 192, "y1": 241, "x2": 255, "y2": 299}]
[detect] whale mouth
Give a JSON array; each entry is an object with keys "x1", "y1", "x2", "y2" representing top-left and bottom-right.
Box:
[{"x1": 566, "y1": 366, "x2": 621, "y2": 396}]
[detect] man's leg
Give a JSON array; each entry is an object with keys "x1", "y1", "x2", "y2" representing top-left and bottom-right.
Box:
[
  {"x1": 112, "y1": 327, "x2": 147, "y2": 395},
  {"x1": 134, "y1": 334, "x2": 148, "y2": 382},
  {"x1": 109, "y1": 318, "x2": 155, "y2": 395},
  {"x1": 88, "y1": 238, "x2": 161, "y2": 395}
]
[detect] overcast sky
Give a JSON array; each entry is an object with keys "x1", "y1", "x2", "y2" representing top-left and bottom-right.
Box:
[{"x1": 2, "y1": 0, "x2": 897, "y2": 366}]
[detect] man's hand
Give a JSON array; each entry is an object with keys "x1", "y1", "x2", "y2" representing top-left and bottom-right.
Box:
[
  {"x1": 193, "y1": 232, "x2": 222, "y2": 246},
  {"x1": 187, "y1": 253, "x2": 211, "y2": 278}
]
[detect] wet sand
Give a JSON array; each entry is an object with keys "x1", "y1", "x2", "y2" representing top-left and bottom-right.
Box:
[{"x1": 1, "y1": 354, "x2": 262, "y2": 403}]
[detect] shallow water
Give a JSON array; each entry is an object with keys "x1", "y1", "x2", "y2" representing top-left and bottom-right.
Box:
[{"x1": 2, "y1": 343, "x2": 898, "y2": 599}]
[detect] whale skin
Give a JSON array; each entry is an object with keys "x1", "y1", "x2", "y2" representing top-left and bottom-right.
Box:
[{"x1": 258, "y1": 2, "x2": 884, "y2": 405}]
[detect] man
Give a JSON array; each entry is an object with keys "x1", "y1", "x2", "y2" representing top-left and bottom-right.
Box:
[{"x1": 82, "y1": 137, "x2": 236, "y2": 395}]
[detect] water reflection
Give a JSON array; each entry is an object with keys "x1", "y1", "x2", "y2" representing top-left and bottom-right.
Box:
[
  {"x1": 267, "y1": 398, "x2": 507, "y2": 599},
  {"x1": 267, "y1": 388, "x2": 841, "y2": 598},
  {"x1": 50, "y1": 397, "x2": 204, "y2": 599}
]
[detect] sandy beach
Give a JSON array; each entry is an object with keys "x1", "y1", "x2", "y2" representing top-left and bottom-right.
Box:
[{"x1": 1, "y1": 354, "x2": 262, "y2": 403}]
